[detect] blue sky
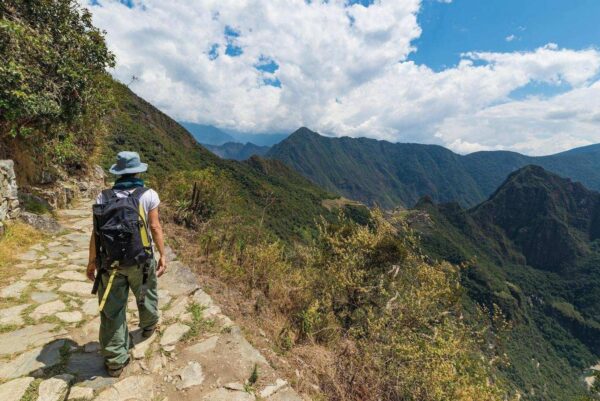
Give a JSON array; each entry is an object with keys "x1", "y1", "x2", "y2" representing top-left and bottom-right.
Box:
[
  {"x1": 88, "y1": 0, "x2": 600, "y2": 155},
  {"x1": 412, "y1": 0, "x2": 600, "y2": 70}
]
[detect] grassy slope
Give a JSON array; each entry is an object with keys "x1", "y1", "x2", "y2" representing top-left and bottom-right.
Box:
[
  {"x1": 100, "y1": 81, "x2": 337, "y2": 241},
  {"x1": 267, "y1": 128, "x2": 600, "y2": 209},
  {"x1": 413, "y1": 167, "x2": 600, "y2": 401}
]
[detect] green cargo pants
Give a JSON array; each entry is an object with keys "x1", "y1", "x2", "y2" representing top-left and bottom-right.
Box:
[{"x1": 97, "y1": 259, "x2": 159, "y2": 369}]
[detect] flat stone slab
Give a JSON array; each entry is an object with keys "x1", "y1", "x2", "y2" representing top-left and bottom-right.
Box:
[
  {"x1": 39, "y1": 259, "x2": 60, "y2": 266},
  {"x1": 0, "y1": 303, "x2": 29, "y2": 326},
  {"x1": 35, "y1": 282, "x2": 56, "y2": 292},
  {"x1": 202, "y1": 388, "x2": 256, "y2": 401},
  {"x1": 266, "y1": 387, "x2": 303, "y2": 401},
  {"x1": 59, "y1": 281, "x2": 92, "y2": 296},
  {"x1": 0, "y1": 280, "x2": 28, "y2": 299},
  {"x1": 18, "y1": 250, "x2": 39, "y2": 261},
  {"x1": 185, "y1": 335, "x2": 219, "y2": 355},
  {"x1": 67, "y1": 352, "x2": 115, "y2": 389},
  {"x1": 37, "y1": 374, "x2": 73, "y2": 401},
  {"x1": 67, "y1": 386, "x2": 94, "y2": 400},
  {"x1": 32, "y1": 300, "x2": 66, "y2": 320},
  {"x1": 94, "y1": 375, "x2": 154, "y2": 401},
  {"x1": 162, "y1": 296, "x2": 189, "y2": 321},
  {"x1": 0, "y1": 339, "x2": 65, "y2": 379},
  {"x1": 81, "y1": 298, "x2": 98, "y2": 315},
  {"x1": 31, "y1": 291, "x2": 59, "y2": 303},
  {"x1": 160, "y1": 323, "x2": 190, "y2": 347},
  {"x1": 260, "y1": 379, "x2": 288, "y2": 398},
  {"x1": 131, "y1": 329, "x2": 157, "y2": 360},
  {"x1": 159, "y1": 261, "x2": 199, "y2": 297},
  {"x1": 22, "y1": 268, "x2": 49, "y2": 281},
  {"x1": 56, "y1": 311, "x2": 83, "y2": 323},
  {"x1": 157, "y1": 289, "x2": 172, "y2": 309},
  {"x1": 64, "y1": 263, "x2": 85, "y2": 271},
  {"x1": 67, "y1": 250, "x2": 89, "y2": 260},
  {"x1": 0, "y1": 323, "x2": 62, "y2": 356},
  {"x1": 0, "y1": 377, "x2": 35, "y2": 401},
  {"x1": 57, "y1": 271, "x2": 87, "y2": 281},
  {"x1": 191, "y1": 289, "x2": 214, "y2": 307}
]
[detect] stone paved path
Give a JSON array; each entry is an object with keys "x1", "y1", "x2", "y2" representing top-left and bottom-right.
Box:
[{"x1": 0, "y1": 199, "x2": 304, "y2": 401}]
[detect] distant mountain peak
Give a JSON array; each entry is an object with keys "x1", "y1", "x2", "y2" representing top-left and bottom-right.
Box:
[
  {"x1": 473, "y1": 165, "x2": 599, "y2": 271},
  {"x1": 288, "y1": 127, "x2": 320, "y2": 138}
]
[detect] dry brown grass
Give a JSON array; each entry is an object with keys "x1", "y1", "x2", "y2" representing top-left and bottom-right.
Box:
[{"x1": 0, "y1": 221, "x2": 44, "y2": 271}]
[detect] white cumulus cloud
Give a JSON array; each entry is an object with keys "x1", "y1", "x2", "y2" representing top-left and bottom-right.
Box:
[{"x1": 85, "y1": 0, "x2": 600, "y2": 154}]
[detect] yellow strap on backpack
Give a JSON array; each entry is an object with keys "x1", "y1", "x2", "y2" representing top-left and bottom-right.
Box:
[
  {"x1": 98, "y1": 269, "x2": 118, "y2": 313},
  {"x1": 139, "y1": 202, "x2": 151, "y2": 248}
]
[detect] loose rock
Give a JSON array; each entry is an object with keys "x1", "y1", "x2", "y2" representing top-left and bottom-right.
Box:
[
  {"x1": 37, "y1": 374, "x2": 73, "y2": 401},
  {"x1": 176, "y1": 361, "x2": 204, "y2": 390},
  {"x1": 0, "y1": 377, "x2": 35, "y2": 401}
]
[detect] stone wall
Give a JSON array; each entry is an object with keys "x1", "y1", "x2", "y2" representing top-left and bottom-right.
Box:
[{"x1": 0, "y1": 160, "x2": 20, "y2": 233}]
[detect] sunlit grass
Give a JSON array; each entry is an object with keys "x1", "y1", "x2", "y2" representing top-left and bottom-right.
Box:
[{"x1": 0, "y1": 222, "x2": 44, "y2": 270}]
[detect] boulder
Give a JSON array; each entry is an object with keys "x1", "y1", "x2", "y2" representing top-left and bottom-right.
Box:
[{"x1": 20, "y1": 212, "x2": 62, "y2": 234}]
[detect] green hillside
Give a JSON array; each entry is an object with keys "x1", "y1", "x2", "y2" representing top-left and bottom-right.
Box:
[
  {"x1": 412, "y1": 166, "x2": 600, "y2": 400},
  {"x1": 267, "y1": 128, "x2": 600, "y2": 209},
  {"x1": 100, "y1": 82, "x2": 338, "y2": 242}
]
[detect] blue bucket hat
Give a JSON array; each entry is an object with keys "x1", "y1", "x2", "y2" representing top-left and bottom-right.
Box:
[{"x1": 109, "y1": 151, "x2": 148, "y2": 175}]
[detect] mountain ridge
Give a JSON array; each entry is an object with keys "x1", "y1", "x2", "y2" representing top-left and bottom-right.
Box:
[
  {"x1": 203, "y1": 141, "x2": 270, "y2": 160},
  {"x1": 267, "y1": 128, "x2": 600, "y2": 209}
]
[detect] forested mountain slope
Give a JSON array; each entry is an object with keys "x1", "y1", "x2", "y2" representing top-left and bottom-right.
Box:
[
  {"x1": 267, "y1": 128, "x2": 600, "y2": 208},
  {"x1": 412, "y1": 166, "x2": 600, "y2": 400}
]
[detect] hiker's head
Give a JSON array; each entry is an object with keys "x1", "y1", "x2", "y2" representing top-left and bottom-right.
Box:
[{"x1": 109, "y1": 151, "x2": 148, "y2": 176}]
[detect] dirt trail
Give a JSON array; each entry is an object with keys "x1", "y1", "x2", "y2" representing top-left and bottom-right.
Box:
[{"x1": 0, "y1": 198, "x2": 303, "y2": 401}]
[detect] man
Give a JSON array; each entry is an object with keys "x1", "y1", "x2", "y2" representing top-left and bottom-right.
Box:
[{"x1": 87, "y1": 151, "x2": 167, "y2": 377}]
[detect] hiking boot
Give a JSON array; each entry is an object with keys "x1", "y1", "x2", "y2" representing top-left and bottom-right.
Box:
[
  {"x1": 142, "y1": 324, "x2": 157, "y2": 338},
  {"x1": 106, "y1": 358, "x2": 129, "y2": 378},
  {"x1": 107, "y1": 365, "x2": 124, "y2": 378}
]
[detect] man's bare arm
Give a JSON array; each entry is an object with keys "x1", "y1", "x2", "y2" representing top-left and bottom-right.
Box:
[{"x1": 148, "y1": 207, "x2": 167, "y2": 277}]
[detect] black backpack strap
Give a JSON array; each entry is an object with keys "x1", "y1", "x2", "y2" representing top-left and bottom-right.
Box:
[
  {"x1": 131, "y1": 187, "x2": 150, "y2": 200},
  {"x1": 101, "y1": 189, "x2": 116, "y2": 203}
]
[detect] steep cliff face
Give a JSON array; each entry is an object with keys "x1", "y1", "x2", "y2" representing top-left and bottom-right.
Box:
[{"x1": 0, "y1": 160, "x2": 20, "y2": 233}]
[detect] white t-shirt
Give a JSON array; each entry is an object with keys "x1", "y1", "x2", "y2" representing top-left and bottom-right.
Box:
[{"x1": 95, "y1": 188, "x2": 161, "y2": 220}]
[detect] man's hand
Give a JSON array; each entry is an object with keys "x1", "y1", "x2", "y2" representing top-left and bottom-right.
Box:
[
  {"x1": 157, "y1": 256, "x2": 167, "y2": 277},
  {"x1": 87, "y1": 260, "x2": 96, "y2": 282}
]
